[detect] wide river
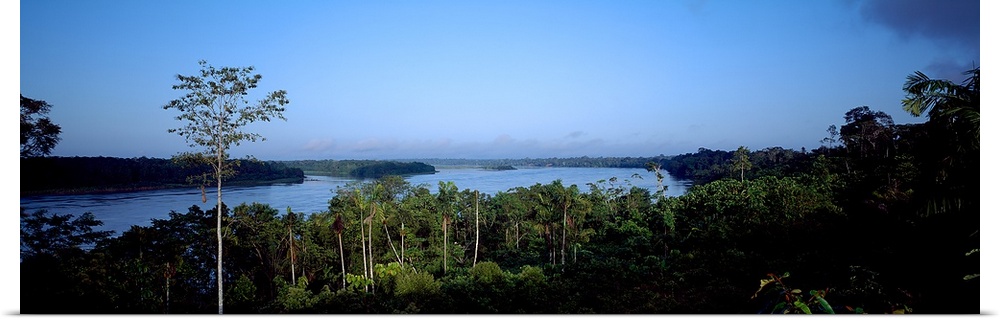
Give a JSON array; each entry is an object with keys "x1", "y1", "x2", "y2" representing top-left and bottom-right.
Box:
[{"x1": 20, "y1": 166, "x2": 690, "y2": 236}]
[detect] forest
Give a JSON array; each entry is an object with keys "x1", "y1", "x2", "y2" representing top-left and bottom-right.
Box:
[
  {"x1": 278, "y1": 160, "x2": 437, "y2": 179},
  {"x1": 397, "y1": 156, "x2": 673, "y2": 169},
  {"x1": 20, "y1": 156, "x2": 305, "y2": 195},
  {"x1": 19, "y1": 68, "x2": 979, "y2": 313}
]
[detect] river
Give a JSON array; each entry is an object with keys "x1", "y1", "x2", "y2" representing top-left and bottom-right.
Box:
[{"x1": 20, "y1": 166, "x2": 690, "y2": 236}]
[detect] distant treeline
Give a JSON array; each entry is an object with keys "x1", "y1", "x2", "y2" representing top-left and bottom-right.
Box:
[
  {"x1": 482, "y1": 165, "x2": 517, "y2": 171},
  {"x1": 21, "y1": 156, "x2": 305, "y2": 195},
  {"x1": 279, "y1": 160, "x2": 436, "y2": 179},
  {"x1": 396, "y1": 155, "x2": 673, "y2": 169},
  {"x1": 664, "y1": 147, "x2": 812, "y2": 185}
]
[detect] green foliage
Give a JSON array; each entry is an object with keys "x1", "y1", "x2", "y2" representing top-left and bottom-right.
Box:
[
  {"x1": 469, "y1": 261, "x2": 504, "y2": 283},
  {"x1": 345, "y1": 273, "x2": 373, "y2": 292},
  {"x1": 20, "y1": 94, "x2": 62, "y2": 158},
  {"x1": 665, "y1": 146, "x2": 809, "y2": 185},
  {"x1": 517, "y1": 265, "x2": 546, "y2": 286},
  {"x1": 903, "y1": 67, "x2": 979, "y2": 144},
  {"x1": 374, "y1": 262, "x2": 403, "y2": 290},
  {"x1": 20, "y1": 209, "x2": 113, "y2": 258},
  {"x1": 730, "y1": 146, "x2": 752, "y2": 181},
  {"x1": 228, "y1": 274, "x2": 258, "y2": 311},
  {"x1": 752, "y1": 273, "x2": 836, "y2": 314},
  {"x1": 394, "y1": 270, "x2": 441, "y2": 297},
  {"x1": 279, "y1": 159, "x2": 435, "y2": 178},
  {"x1": 275, "y1": 277, "x2": 333, "y2": 312}
]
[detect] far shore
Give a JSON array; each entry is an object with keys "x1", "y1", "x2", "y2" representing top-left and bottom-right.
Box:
[{"x1": 21, "y1": 177, "x2": 305, "y2": 197}]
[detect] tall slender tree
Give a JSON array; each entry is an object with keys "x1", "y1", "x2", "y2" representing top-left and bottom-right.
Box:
[
  {"x1": 331, "y1": 214, "x2": 346, "y2": 290},
  {"x1": 285, "y1": 208, "x2": 297, "y2": 285},
  {"x1": 473, "y1": 190, "x2": 480, "y2": 267},
  {"x1": 437, "y1": 181, "x2": 459, "y2": 274},
  {"x1": 162, "y1": 60, "x2": 289, "y2": 314},
  {"x1": 731, "y1": 146, "x2": 752, "y2": 182}
]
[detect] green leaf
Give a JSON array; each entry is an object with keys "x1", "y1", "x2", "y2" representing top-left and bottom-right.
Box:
[
  {"x1": 793, "y1": 300, "x2": 812, "y2": 314},
  {"x1": 772, "y1": 302, "x2": 788, "y2": 314},
  {"x1": 815, "y1": 296, "x2": 834, "y2": 314}
]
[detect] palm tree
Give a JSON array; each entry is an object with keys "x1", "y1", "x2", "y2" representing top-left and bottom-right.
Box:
[
  {"x1": 285, "y1": 208, "x2": 297, "y2": 285},
  {"x1": 902, "y1": 66, "x2": 980, "y2": 285},
  {"x1": 437, "y1": 181, "x2": 459, "y2": 274},
  {"x1": 473, "y1": 190, "x2": 480, "y2": 267},
  {"x1": 331, "y1": 214, "x2": 346, "y2": 290},
  {"x1": 903, "y1": 67, "x2": 979, "y2": 148},
  {"x1": 902, "y1": 67, "x2": 980, "y2": 213},
  {"x1": 350, "y1": 188, "x2": 370, "y2": 292}
]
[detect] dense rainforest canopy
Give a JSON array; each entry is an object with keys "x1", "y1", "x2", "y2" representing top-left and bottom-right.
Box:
[
  {"x1": 20, "y1": 156, "x2": 305, "y2": 195},
  {"x1": 20, "y1": 68, "x2": 979, "y2": 314}
]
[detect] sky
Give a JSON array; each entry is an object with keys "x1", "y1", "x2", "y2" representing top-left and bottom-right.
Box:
[{"x1": 19, "y1": 0, "x2": 981, "y2": 161}]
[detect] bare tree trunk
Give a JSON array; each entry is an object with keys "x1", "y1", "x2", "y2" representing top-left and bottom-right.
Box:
[
  {"x1": 516, "y1": 225, "x2": 522, "y2": 246},
  {"x1": 216, "y1": 162, "x2": 223, "y2": 314},
  {"x1": 165, "y1": 272, "x2": 170, "y2": 314},
  {"x1": 368, "y1": 208, "x2": 375, "y2": 281},
  {"x1": 399, "y1": 219, "x2": 406, "y2": 267},
  {"x1": 443, "y1": 217, "x2": 448, "y2": 274},
  {"x1": 383, "y1": 222, "x2": 400, "y2": 264},
  {"x1": 358, "y1": 212, "x2": 368, "y2": 292},
  {"x1": 338, "y1": 233, "x2": 346, "y2": 290},
  {"x1": 562, "y1": 205, "x2": 567, "y2": 266},
  {"x1": 289, "y1": 225, "x2": 296, "y2": 285},
  {"x1": 474, "y1": 190, "x2": 479, "y2": 267}
]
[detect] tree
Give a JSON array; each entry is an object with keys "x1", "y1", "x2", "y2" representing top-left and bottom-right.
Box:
[
  {"x1": 473, "y1": 190, "x2": 481, "y2": 267},
  {"x1": 820, "y1": 124, "x2": 839, "y2": 149},
  {"x1": 839, "y1": 106, "x2": 895, "y2": 161},
  {"x1": 20, "y1": 94, "x2": 62, "y2": 158},
  {"x1": 645, "y1": 161, "x2": 667, "y2": 197},
  {"x1": 285, "y1": 208, "x2": 298, "y2": 285},
  {"x1": 902, "y1": 68, "x2": 980, "y2": 286},
  {"x1": 903, "y1": 67, "x2": 979, "y2": 146},
  {"x1": 162, "y1": 60, "x2": 289, "y2": 314},
  {"x1": 437, "y1": 181, "x2": 459, "y2": 274},
  {"x1": 731, "y1": 146, "x2": 751, "y2": 182},
  {"x1": 331, "y1": 214, "x2": 346, "y2": 290},
  {"x1": 20, "y1": 209, "x2": 115, "y2": 313},
  {"x1": 20, "y1": 209, "x2": 113, "y2": 259}
]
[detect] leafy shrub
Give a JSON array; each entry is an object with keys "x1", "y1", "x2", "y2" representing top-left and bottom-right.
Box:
[
  {"x1": 394, "y1": 270, "x2": 440, "y2": 297},
  {"x1": 469, "y1": 261, "x2": 504, "y2": 284}
]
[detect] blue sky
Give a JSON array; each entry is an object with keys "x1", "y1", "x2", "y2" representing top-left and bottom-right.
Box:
[{"x1": 19, "y1": 0, "x2": 981, "y2": 160}]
